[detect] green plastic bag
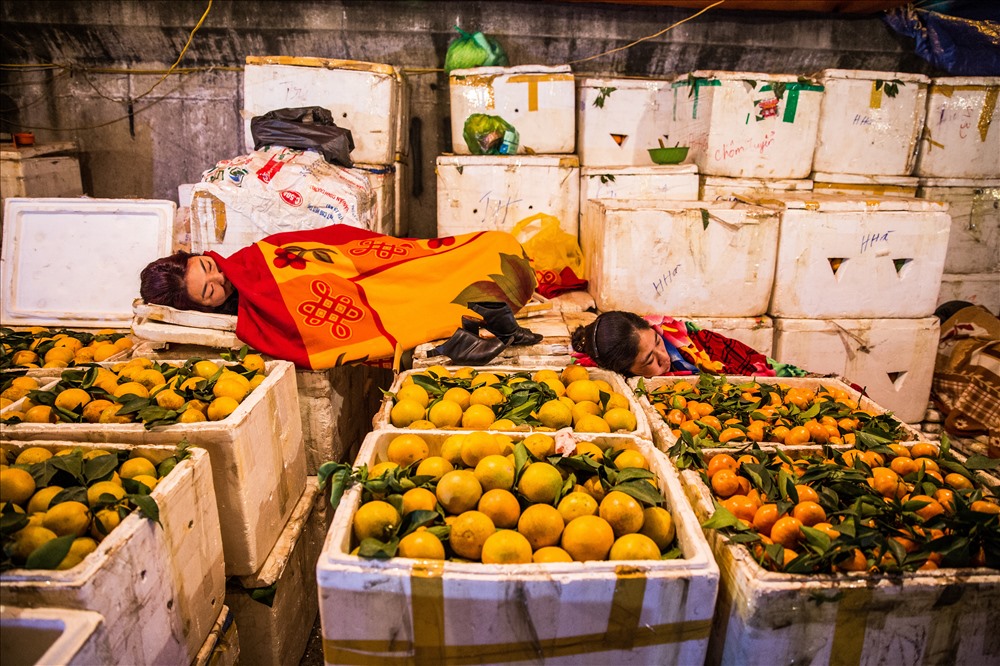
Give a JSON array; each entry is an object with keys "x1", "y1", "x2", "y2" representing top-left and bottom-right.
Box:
[
  {"x1": 462, "y1": 114, "x2": 519, "y2": 155},
  {"x1": 444, "y1": 26, "x2": 509, "y2": 73}
]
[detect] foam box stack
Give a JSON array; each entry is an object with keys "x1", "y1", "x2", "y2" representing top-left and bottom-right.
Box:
[
  {"x1": 813, "y1": 70, "x2": 929, "y2": 176},
  {"x1": 436, "y1": 154, "x2": 580, "y2": 236},
  {"x1": 668, "y1": 71, "x2": 824, "y2": 179},
  {"x1": 450, "y1": 65, "x2": 575, "y2": 155},
  {"x1": 915, "y1": 76, "x2": 999, "y2": 179},
  {"x1": 576, "y1": 76, "x2": 673, "y2": 166},
  {"x1": 581, "y1": 199, "x2": 779, "y2": 316}
]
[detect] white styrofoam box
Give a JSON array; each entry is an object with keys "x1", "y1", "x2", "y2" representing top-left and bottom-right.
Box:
[
  {"x1": 0, "y1": 444, "x2": 224, "y2": 665},
  {"x1": 436, "y1": 154, "x2": 580, "y2": 236},
  {"x1": 916, "y1": 76, "x2": 1000, "y2": 178},
  {"x1": 193, "y1": 606, "x2": 239, "y2": 666},
  {"x1": 699, "y1": 176, "x2": 813, "y2": 201},
  {"x1": 764, "y1": 194, "x2": 951, "y2": 319},
  {"x1": 227, "y1": 478, "x2": 324, "y2": 666},
  {"x1": 772, "y1": 317, "x2": 939, "y2": 423},
  {"x1": 917, "y1": 178, "x2": 1000, "y2": 274},
  {"x1": 373, "y1": 365, "x2": 650, "y2": 441},
  {"x1": 814, "y1": 69, "x2": 929, "y2": 175},
  {"x1": 581, "y1": 199, "x2": 779, "y2": 316},
  {"x1": 1, "y1": 360, "x2": 306, "y2": 576},
  {"x1": 685, "y1": 316, "x2": 774, "y2": 357},
  {"x1": 0, "y1": 607, "x2": 110, "y2": 666},
  {"x1": 190, "y1": 147, "x2": 376, "y2": 257},
  {"x1": 1, "y1": 198, "x2": 174, "y2": 329},
  {"x1": 354, "y1": 163, "x2": 396, "y2": 236},
  {"x1": 631, "y1": 375, "x2": 922, "y2": 454},
  {"x1": 576, "y1": 76, "x2": 673, "y2": 166},
  {"x1": 318, "y1": 430, "x2": 718, "y2": 665},
  {"x1": 681, "y1": 445, "x2": 999, "y2": 666},
  {"x1": 811, "y1": 171, "x2": 918, "y2": 197},
  {"x1": 242, "y1": 56, "x2": 406, "y2": 165},
  {"x1": 450, "y1": 65, "x2": 576, "y2": 154},
  {"x1": 937, "y1": 273, "x2": 1000, "y2": 316},
  {"x1": 669, "y1": 72, "x2": 824, "y2": 178},
  {"x1": 580, "y1": 165, "x2": 699, "y2": 218}
]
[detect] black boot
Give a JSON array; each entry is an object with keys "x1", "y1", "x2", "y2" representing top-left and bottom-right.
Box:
[
  {"x1": 468, "y1": 302, "x2": 543, "y2": 346},
  {"x1": 429, "y1": 328, "x2": 507, "y2": 365}
]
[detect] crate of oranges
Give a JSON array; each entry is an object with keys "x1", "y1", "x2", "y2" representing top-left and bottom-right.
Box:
[
  {"x1": 372, "y1": 364, "x2": 651, "y2": 440},
  {"x1": 0, "y1": 357, "x2": 305, "y2": 576},
  {"x1": 0, "y1": 440, "x2": 224, "y2": 664},
  {"x1": 631, "y1": 374, "x2": 922, "y2": 461},
  {"x1": 1, "y1": 327, "x2": 133, "y2": 371},
  {"x1": 316, "y1": 428, "x2": 718, "y2": 664},
  {"x1": 678, "y1": 438, "x2": 999, "y2": 665}
]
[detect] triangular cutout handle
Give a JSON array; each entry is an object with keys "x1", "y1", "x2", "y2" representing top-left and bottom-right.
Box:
[
  {"x1": 828, "y1": 258, "x2": 847, "y2": 277},
  {"x1": 610, "y1": 133, "x2": 628, "y2": 147},
  {"x1": 893, "y1": 258, "x2": 913, "y2": 276},
  {"x1": 887, "y1": 370, "x2": 906, "y2": 388}
]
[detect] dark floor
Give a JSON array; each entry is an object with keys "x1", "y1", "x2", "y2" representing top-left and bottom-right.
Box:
[{"x1": 299, "y1": 614, "x2": 325, "y2": 665}]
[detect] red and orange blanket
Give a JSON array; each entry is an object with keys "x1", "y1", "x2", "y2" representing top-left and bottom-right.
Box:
[{"x1": 210, "y1": 225, "x2": 535, "y2": 369}]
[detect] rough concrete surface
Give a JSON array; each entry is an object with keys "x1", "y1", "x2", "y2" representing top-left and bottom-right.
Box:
[{"x1": 0, "y1": 0, "x2": 930, "y2": 238}]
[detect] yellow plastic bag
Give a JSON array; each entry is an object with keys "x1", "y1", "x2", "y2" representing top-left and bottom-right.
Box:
[{"x1": 511, "y1": 213, "x2": 585, "y2": 276}]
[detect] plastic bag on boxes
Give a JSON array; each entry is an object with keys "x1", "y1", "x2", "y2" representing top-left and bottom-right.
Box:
[
  {"x1": 444, "y1": 26, "x2": 509, "y2": 73},
  {"x1": 512, "y1": 213, "x2": 588, "y2": 297},
  {"x1": 462, "y1": 114, "x2": 519, "y2": 155},
  {"x1": 250, "y1": 106, "x2": 355, "y2": 167}
]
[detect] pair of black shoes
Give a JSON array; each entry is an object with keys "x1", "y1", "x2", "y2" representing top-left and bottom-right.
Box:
[{"x1": 430, "y1": 302, "x2": 543, "y2": 365}]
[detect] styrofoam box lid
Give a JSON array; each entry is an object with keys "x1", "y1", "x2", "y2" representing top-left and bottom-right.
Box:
[
  {"x1": 593, "y1": 199, "x2": 774, "y2": 215},
  {"x1": 581, "y1": 164, "x2": 698, "y2": 176},
  {"x1": 450, "y1": 64, "x2": 572, "y2": 78},
  {"x1": 918, "y1": 177, "x2": 1000, "y2": 188},
  {"x1": 245, "y1": 55, "x2": 398, "y2": 77},
  {"x1": 818, "y1": 69, "x2": 929, "y2": 84},
  {"x1": 1, "y1": 198, "x2": 174, "y2": 329},
  {"x1": 436, "y1": 154, "x2": 579, "y2": 168},
  {"x1": 746, "y1": 192, "x2": 947, "y2": 212},
  {"x1": 674, "y1": 70, "x2": 816, "y2": 84},
  {"x1": 812, "y1": 172, "x2": 919, "y2": 187},
  {"x1": 701, "y1": 176, "x2": 814, "y2": 188},
  {"x1": 577, "y1": 76, "x2": 671, "y2": 90},
  {"x1": 930, "y1": 76, "x2": 1000, "y2": 86}
]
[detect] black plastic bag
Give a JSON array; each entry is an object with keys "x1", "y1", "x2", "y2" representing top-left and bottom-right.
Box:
[{"x1": 250, "y1": 106, "x2": 355, "y2": 167}]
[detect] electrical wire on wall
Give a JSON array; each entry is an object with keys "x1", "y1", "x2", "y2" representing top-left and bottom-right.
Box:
[{"x1": 0, "y1": 0, "x2": 728, "y2": 133}]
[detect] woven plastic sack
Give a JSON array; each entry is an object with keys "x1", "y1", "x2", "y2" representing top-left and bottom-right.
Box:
[{"x1": 444, "y1": 26, "x2": 509, "y2": 74}]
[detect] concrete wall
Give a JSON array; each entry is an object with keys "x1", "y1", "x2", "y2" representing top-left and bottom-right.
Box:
[{"x1": 0, "y1": 0, "x2": 929, "y2": 238}]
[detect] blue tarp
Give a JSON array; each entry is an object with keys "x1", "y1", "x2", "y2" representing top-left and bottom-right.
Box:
[{"x1": 883, "y1": 2, "x2": 1000, "y2": 75}]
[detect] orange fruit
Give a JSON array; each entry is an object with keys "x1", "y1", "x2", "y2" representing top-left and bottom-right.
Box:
[
  {"x1": 517, "y1": 504, "x2": 565, "y2": 551},
  {"x1": 711, "y1": 470, "x2": 741, "y2": 499},
  {"x1": 477, "y1": 489, "x2": 521, "y2": 529},
  {"x1": 889, "y1": 456, "x2": 918, "y2": 477},
  {"x1": 791, "y1": 501, "x2": 826, "y2": 527},
  {"x1": 517, "y1": 463, "x2": 563, "y2": 505},
  {"x1": 944, "y1": 473, "x2": 973, "y2": 490},
  {"x1": 609, "y1": 533, "x2": 661, "y2": 560},
  {"x1": 784, "y1": 426, "x2": 811, "y2": 446},
  {"x1": 533, "y1": 546, "x2": 573, "y2": 563},
  {"x1": 870, "y1": 467, "x2": 905, "y2": 499},
  {"x1": 770, "y1": 516, "x2": 803, "y2": 549},
  {"x1": 752, "y1": 504, "x2": 781, "y2": 537},
  {"x1": 352, "y1": 501, "x2": 401, "y2": 543},
  {"x1": 910, "y1": 443, "x2": 939, "y2": 459},
  {"x1": 561, "y1": 515, "x2": 614, "y2": 562},
  {"x1": 794, "y1": 484, "x2": 819, "y2": 504},
  {"x1": 435, "y1": 470, "x2": 483, "y2": 515},
  {"x1": 386, "y1": 434, "x2": 430, "y2": 467},
  {"x1": 598, "y1": 491, "x2": 644, "y2": 538},
  {"x1": 481, "y1": 530, "x2": 533, "y2": 564},
  {"x1": 474, "y1": 455, "x2": 515, "y2": 492},
  {"x1": 707, "y1": 454, "x2": 739, "y2": 478},
  {"x1": 449, "y1": 511, "x2": 495, "y2": 561},
  {"x1": 557, "y1": 491, "x2": 599, "y2": 524},
  {"x1": 401, "y1": 488, "x2": 438, "y2": 515},
  {"x1": 722, "y1": 495, "x2": 757, "y2": 522},
  {"x1": 397, "y1": 530, "x2": 446, "y2": 560}
]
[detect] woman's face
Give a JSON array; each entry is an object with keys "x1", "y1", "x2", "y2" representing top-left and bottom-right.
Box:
[
  {"x1": 185, "y1": 255, "x2": 233, "y2": 308},
  {"x1": 629, "y1": 328, "x2": 671, "y2": 377}
]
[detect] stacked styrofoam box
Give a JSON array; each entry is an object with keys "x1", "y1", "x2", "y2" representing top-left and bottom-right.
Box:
[
  {"x1": 918, "y1": 178, "x2": 1000, "y2": 314},
  {"x1": 580, "y1": 164, "x2": 699, "y2": 212},
  {"x1": 759, "y1": 193, "x2": 951, "y2": 422},
  {"x1": 0, "y1": 142, "x2": 84, "y2": 210},
  {"x1": 915, "y1": 76, "x2": 999, "y2": 179},
  {"x1": 0, "y1": 360, "x2": 306, "y2": 576},
  {"x1": 0, "y1": 443, "x2": 225, "y2": 664},
  {"x1": 226, "y1": 478, "x2": 327, "y2": 666},
  {"x1": 373, "y1": 366, "x2": 651, "y2": 441},
  {"x1": 0, "y1": 607, "x2": 111, "y2": 666},
  {"x1": 813, "y1": 70, "x2": 929, "y2": 176},
  {"x1": 668, "y1": 71, "x2": 824, "y2": 178},
  {"x1": 680, "y1": 444, "x2": 998, "y2": 665},
  {"x1": 699, "y1": 176, "x2": 813, "y2": 201},
  {"x1": 450, "y1": 65, "x2": 575, "y2": 155},
  {"x1": 436, "y1": 154, "x2": 580, "y2": 236},
  {"x1": 317, "y1": 430, "x2": 719, "y2": 665},
  {"x1": 241, "y1": 56, "x2": 409, "y2": 237},
  {"x1": 576, "y1": 76, "x2": 673, "y2": 166},
  {"x1": 1, "y1": 198, "x2": 174, "y2": 331},
  {"x1": 811, "y1": 172, "x2": 918, "y2": 197},
  {"x1": 771, "y1": 318, "x2": 940, "y2": 423},
  {"x1": 581, "y1": 199, "x2": 779, "y2": 316}
]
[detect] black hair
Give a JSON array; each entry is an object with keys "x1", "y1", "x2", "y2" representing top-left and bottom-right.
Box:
[{"x1": 570, "y1": 311, "x2": 651, "y2": 376}]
